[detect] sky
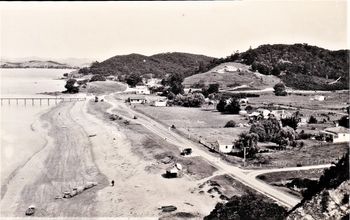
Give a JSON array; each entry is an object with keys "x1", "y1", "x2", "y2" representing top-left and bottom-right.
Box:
[{"x1": 0, "y1": 1, "x2": 348, "y2": 61}]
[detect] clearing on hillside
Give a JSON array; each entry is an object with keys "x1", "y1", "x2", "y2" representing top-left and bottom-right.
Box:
[{"x1": 183, "y1": 62, "x2": 281, "y2": 90}]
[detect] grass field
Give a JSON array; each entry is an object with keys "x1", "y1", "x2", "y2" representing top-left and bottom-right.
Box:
[
  {"x1": 250, "y1": 142, "x2": 348, "y2": 168},
  {"x1": 134, "y1": 105, "x2": 249, "y2": 145},
  {"x1": 183, "y1": 62, "x2": 281, "y2": 90},
  {"x1": 248, "y1": 92, "x2": 349, "y2": 112}
]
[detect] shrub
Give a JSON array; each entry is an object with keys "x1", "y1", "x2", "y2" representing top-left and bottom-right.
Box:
[
  {"x1": 224, "y1": 120, "x2": 236, "y2": 128},
  {"x1": 90, "y1": 75, "x2": 106, "y2": 82},
  {"x1": 64, "y1": 79, "x2": 79, "y2": 93},
  {"x1": 173, "y1": 93, "x2": 205, "y2": 107},
  {"x1": 338, "y1": 115, "x2": 349, "y2": 128},
  {"x1": 273, "y1": 82, "x2": 287, "y2": 96},
  {"x1": 126, "y1": 74, "x2": 142, "y2": 87},
  {"x1": 205, "y1": 193, "x2": 287, "y2": 220},
  {"x1": 245, "y1": 105, "x2": 253, "y2": 112},
  {"x1": 308, "y1": 115, "x2": 318, "y2": 124}
]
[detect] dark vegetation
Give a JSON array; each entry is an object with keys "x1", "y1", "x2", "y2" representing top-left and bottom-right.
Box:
[
  {"x1": 338, "y1": 115, "x2": 349, "y2": 128},
  {"x1": 89, "y1": 74, "x2": 106, "y2": 82},
  {"x1": 216, "y1": 98, "x2": 241, "y2": 114},
  {"x1": 224, "y1": 120, "x2": 236, "y2": 128},
  {"x1": 170, "y1": 93, "x2": 205, "y2": 107},
  {"x1": 273, "y1": 82, "x2": 287, "y2": 96},
  {"x1": 64, "y1": 79, "x2": 79, "y2": 93},
  {"x1": 197, "y1": 44, "x2": 349, "y2": 90},
  {"x1": 205, "y1": 193, "x2": 287, "y2": 220},
  {"x1": 126, "y1": 73, "x2": 142, "y2": 87},
  {"x1": 83, "y1": 52, "x2": 213, "y2": 78},
  {"x1": 290, "y1": 152, "x2": 349, "y2": 213}
]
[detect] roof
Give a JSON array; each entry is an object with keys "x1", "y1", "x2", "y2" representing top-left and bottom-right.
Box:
[
  {"x1": 249, "y1": 112, "x2": 260, "y2": 117},
  {"x1": 129, "y1": 96, "x2": 147, "y2": 100},
  {"x1": 323, "y1": 126, "x2": 350, "y2": 134}
]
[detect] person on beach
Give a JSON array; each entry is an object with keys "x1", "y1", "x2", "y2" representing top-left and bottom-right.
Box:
[{"x1": 111, "y1": 180, "x2": 114, "y2": 187}]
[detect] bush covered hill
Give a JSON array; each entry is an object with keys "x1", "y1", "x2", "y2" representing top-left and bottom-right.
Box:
[
  {"x1": 87, "y1": 52, "x2": 214, "y2": 78},
  {"x1": 201, "y1": 44, "x2": 349, "y2": 90}
]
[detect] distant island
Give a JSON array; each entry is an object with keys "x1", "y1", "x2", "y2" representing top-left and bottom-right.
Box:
[{"x1": 0, "y1": 60, "x2": 78, "y2": 69}]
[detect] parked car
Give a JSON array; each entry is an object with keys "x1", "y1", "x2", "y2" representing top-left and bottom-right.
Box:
[
  {"x1": 180, "y1": 148, "x2": 192, "y2": 156},
  {"x1": 25, "y1": 205, "x2": 36, "y2": 216}
]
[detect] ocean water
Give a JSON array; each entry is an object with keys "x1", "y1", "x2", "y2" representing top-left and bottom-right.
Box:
[{"x1": 0, "y1": 68, "x2": 71, "y2": 188}]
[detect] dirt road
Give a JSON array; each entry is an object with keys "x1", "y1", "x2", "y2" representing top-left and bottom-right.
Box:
[
  {"x1": 247, "y1": 164, "x2": 332, "y2": 178},
  {"x1": 106, "y1": 96, "x2": 304, "y2": 208}
]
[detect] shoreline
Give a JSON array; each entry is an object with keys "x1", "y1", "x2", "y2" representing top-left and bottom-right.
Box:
[{"x1": 0, "y1": 106, "x2": 53, "y2": 197}]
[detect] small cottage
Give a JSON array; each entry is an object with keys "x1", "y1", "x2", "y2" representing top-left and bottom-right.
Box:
[
  {"x1": 128, "y1": 97, "x2": 147, "y2": 104},
  {"x1": 135, "y1": 86, "x2": 151, "y2": 95},
  {"x1": 153, "y1": 99, "x2": 167, "y2": 107},
  {"x1": 320, "y1": 127, "x2": 350, "y2": 143}
]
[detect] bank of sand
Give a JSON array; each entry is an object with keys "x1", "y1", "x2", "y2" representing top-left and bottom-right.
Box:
[{"x1": 0, "y1": 97, "x2": 218, "y2": 217}]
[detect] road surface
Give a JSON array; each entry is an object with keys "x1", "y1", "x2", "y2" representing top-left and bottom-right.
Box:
[{"x1": 104, "y1": 95, "x2": 305, "y2": 208}]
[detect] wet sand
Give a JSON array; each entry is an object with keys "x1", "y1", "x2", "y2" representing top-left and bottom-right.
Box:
[{"x1": 0, "y1": 98, "x2": 217, "y2": 218}]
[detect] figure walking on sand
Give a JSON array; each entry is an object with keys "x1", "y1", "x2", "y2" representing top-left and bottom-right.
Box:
[{"x1": 111, "y1": 180, "x2": 114, "y2": 187}]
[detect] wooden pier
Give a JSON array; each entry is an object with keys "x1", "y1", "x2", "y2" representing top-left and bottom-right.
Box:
[{"x1": 0, "y1": 97, "x2": 86, "y2": 106}]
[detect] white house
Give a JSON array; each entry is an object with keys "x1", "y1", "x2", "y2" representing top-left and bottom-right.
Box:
[
  {"x1": 224, "y1": 65, "x2": 238, "y2": 72},
  {"x1": 153, "y1": 99, "x2": 167, "y2": 107},
  {"x1": 144, "y1": 78, "x2": 162, "y2": 87},
  {"x1": 270, "y1": 110, "x2": 291, "y2": 120},
  {"x1": 135, "y1": 86, "x2": 151, "y2": 95},
  {"x1": 311, "y1": 95, "x2": 325, "y2": 101},
  {"x1": 321, "y1": 127, "x2": 350, "y2": 143},
  {"x1": 128, "y1": 96, "x2": 147, "y2": 104},
  {"x1": 211, "y1": 138, "x2": 240, "y2": 154},
  {"x1": 257, "y1": 108, "x2": 271, "y2": 119}
]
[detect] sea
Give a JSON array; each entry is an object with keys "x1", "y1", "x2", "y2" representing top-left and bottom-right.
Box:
[{"x1": 0, "y1": 68, "x2": 72, "y2": 189}]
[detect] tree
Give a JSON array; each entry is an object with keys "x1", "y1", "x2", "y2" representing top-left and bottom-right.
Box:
[
  {"x1": 281, "y1": 111, "x2": 300, "y2": 130},
  {"x1": 90, "y1": 75, "x2": 106, "y2": 82},
  {"x1": 273, "y1": 82, "x2": 287, "y2": 96},
  {"x1": 271, "y1": 65, "x2": 281, "y2": 76},
  {"x1": 78, "y1": 67, "x2": 90, "y2": 75},
  {"x1": 216, "y1": 99, "x2": 227, "y2": 112},
  {"x1": 173, "y1": 93, "x2": 205, "y2": 107},
  {"x1": 235, "y1": 132, "x2": 259, "y2": 158},
  {"x1": 308, "y1": 115, "x2": 318, "y2": 124},
  {"x1": 64, "y1": 79, "x2": 79, "y2": 93},
  {"x1": 250, "y1": 118, "x2": 282, "y2": 142},
  {"x1": 164, "y1": 73, "x2": 184, "y2": 95},
  {"x1": 224, "y1": 120, "x2": 236, "y2": 128},
  {"x1": 225, "y1": 99, "x2": 241, "y2": 114},
  {"x1": 207, "y1": 83, "x2": 220, "y2": 94},
  {"x1": 126, "y1": 74, "x2": 142, "y2": 87},
  {"x1": 338, "y1": 115, "x2": 349, "y2": 128}
]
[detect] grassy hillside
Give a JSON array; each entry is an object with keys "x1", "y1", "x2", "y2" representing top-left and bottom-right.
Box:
[
  {"x1": 199, "y1": 44, "x2": 349, "y2": 90},
  {"x1": 183, "y1": 62, "x2": 281, "y2": 90},
  {"x1": 88, "y1": 52, "x2": 214, "y2": 78}
]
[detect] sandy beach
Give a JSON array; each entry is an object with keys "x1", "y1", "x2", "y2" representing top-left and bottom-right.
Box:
[{"x1": 0, "y1": 95, "x2": 220, "y2": 218}]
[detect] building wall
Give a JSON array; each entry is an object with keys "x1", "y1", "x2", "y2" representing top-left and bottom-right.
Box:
[
  {"x1": 219, "y1": 145, "x2": 233, "y2": 154},
  {"x1": 154, "y1": 101, "x2": 167, "y2": 107},
  {"x1": 333, "y1": 133, "x2": 350, "y2": 143}
]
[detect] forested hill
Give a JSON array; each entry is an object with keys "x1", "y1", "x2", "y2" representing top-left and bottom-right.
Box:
[
  {"x1": 87, "y1": 52, "x2": 214, "y2": 78},
  {"x1": 202, "y1": 44, "x2": 349, "y2": 90}
]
